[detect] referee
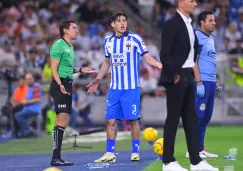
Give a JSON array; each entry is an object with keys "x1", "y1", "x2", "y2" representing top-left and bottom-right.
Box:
[{"x1": 50, "y1": 20, "x2": 93, "y2": 166}]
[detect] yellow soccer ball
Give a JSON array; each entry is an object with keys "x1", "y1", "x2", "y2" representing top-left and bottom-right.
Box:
[
  {"x1": 143, "y1": 127, "x2": 158, "y2": 142},
  {"x1": 43, "y1": 167, "x2": 63, "y2": 171},
  {"x1": 153, "y1": 138, "x2": 164, "y2": 156}
]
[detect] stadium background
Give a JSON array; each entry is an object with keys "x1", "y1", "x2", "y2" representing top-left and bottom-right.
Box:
[{"x1": 0, "y1": 0, "x2": 242, "y2": 171}]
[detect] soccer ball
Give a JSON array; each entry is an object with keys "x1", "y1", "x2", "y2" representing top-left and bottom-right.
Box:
[
  {"x1": 153, "y1": 138, "x2": 164, "y2": 156},
  {"x1": 143, "y1": 127, "x2": 158, "y2": 142},
  {"x1": 43, "y1": 167, "x2": 63, "y2": 171}
]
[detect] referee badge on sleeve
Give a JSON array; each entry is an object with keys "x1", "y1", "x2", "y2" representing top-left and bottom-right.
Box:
[{"x1": 65, "y1": 49, "x2": 70, "y2": 54}]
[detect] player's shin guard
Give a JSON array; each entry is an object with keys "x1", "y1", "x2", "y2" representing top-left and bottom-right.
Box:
[
  {"x1": 52, "y1": 126, "x2": 65, "y2": 159},
  {"x1": 106, "y1": 139, "x2": 116, "y2": 153},
  {"x1": 132, "y1": 139, "x2": 140, "y2": 153}
]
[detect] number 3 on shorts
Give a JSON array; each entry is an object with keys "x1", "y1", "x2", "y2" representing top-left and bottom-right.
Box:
[{"x1": 132, "y1": 105, "x2": 136, "y2": 115}]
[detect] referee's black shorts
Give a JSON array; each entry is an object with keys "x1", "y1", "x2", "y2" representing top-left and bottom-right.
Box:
[{"x1": 50, "y1": 78, "x2": 73, "y2": 114}]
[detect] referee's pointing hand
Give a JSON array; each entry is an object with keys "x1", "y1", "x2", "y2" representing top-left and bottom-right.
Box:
[{"x1": 60, "y1": 84, "x2": 70, "y2": 95}]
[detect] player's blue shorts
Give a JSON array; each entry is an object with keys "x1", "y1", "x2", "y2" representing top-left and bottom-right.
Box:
[{"x1": 105, "y1": 88, "x2": 141, "y2": 120}]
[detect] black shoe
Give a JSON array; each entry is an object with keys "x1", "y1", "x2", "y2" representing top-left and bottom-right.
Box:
[{"x1": 51, "y1": 158, "x2": 74, "y2": 166}]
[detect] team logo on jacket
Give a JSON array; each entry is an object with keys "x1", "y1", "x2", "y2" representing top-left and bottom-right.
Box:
[{"x1": 199, "y1": 103, "x2": 206, "y2": 111}]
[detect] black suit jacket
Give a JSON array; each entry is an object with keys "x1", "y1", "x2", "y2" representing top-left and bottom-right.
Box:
[{"x1": 159, "y1": 12, "x2": 198, "y2": 84}]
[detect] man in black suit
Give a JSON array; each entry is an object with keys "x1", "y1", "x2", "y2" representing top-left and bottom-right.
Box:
[{"x1": 160, "y1": 0, "x2": 219, "y2": 171}]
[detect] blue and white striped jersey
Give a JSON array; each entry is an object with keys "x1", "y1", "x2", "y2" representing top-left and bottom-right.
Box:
[
  {"x1": 104, "y1": 31, "x2": 148, "y2": 90},
  {"x1": 196, "y1": 30, "x2": 217, "y2": 82}
]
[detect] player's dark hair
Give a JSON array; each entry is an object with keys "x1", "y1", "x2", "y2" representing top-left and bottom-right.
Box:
[
  {"x1": 59, "y1": 20, "x2": 75, "y2": 36},
  {"x1": 110, "y1": 12, "x2": 128, "y2": 23},
  {"x1": 198, "y1": 11, "x2": 213, "y2": 27}
]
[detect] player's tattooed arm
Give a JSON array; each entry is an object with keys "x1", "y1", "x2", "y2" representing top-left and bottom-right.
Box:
[
  {"x1": 95, "y1": 57, "x2": 110, "y2": 82},
  {"x1": 142, "y1": 53, "x2": 162, "y2": 69}
]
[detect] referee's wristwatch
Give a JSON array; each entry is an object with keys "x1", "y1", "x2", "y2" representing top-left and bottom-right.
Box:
[
  {"x1": 58, "y1": 83, "x2": 63, "y2": 86},
  {"x1": 79, "y1": 67, "x2": 83, "y2": 73}
]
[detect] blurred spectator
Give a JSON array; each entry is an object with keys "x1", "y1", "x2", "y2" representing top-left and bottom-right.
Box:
[
  {"x1": 0, "y1": 25, "x2": 8, "y2": 48},
  {"x1": 60, "y1": 3, "x2": 73, "y2": 20},
  {"x1": 25, "y1": 48, "x2": 42, "y2": 77},
  {"x1": 213, "y1": 14, "x2": 227, "y2": 52},
  {"x1": 164, "y1": 4, "x2": 176, "y2": 22},
  {"x1": 229, "y1": 39, "x2": 243, "y2": 54},
  {"x1": 237, "y1": 7, "x2": 243, "y2": 37},
  {"x1": 151, "y1": 2, "x2": 164, "y2": 27},
  {"x1": 224, "y1": 22, "x2": 242, "y2": 50},
  {"x1": 0, "y1": 41, "x2": 16, "y2": 70},
  {"x1": 11, "y1": 76, "x2": 28, "y2": 109},
  {"x1": 141, "y1": 36, "x2": 161, "y2": 79},
  {"x1": 76, "y1": 0, "x2": 98, "y2": 23},
  {"x1": 14, "y1": 72, "x2": 41, "y2": 138},
  {"x1": 11, "y1": 76, "x2": 28, "y2": 136},
  {"x1": 27, "y1": 21, "x2": 43, "y2": 40},
  {"x1": 143, "y1": 36, "x2": 160, "y2": 62},
  {"x1": 86, "y1": 49, "x2": 104, "y2": 70},
  {"x1": 42, "y1": 56, "x2": 52, "y2": 81},
  {"x1": 217, "y1": 36, "x2": 230, "y2": 53},
  {"x1": 140, "y1": 67, "x2": 157, "y2": 96},
  {"x1": 15, "y1": 41, "x2": 28, "y2": 74},
  {"x1": 73, "y1": 22, "x2": 91, "y2": 52},
  {"x1": 138, "y1": 0, "x2": 155, "y2": 19},
  {"x1": 70, "y1": 84, "x2": 94, "y2": 129},
  {"x1": 48, "y1": 17, "x2": 61, "y2": 37},
  {"x1": 24, "y1": 6, "x2": 39, "y2": 26},
  {"x1": 90, "y1": 26, "x2": 106, "y2": 50},
  {"x1": 98, "y1": 2, "x2": 113, "y2": 27}
]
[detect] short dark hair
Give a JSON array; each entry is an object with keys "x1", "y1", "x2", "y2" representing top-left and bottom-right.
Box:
[
  {"x1": 198, "y1": 11, "x2": 213, "y2": 27},
  {"x1": 59, "y1": 20, "x2": 75, "y2": 36},
  {"x1": 110, "y1": 12, "x2": 128, "y2": 23}
]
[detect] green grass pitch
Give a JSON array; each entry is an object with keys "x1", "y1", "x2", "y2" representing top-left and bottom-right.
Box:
[{"x1": 144, "y1": 126, "x2": 243, "y2": 171}]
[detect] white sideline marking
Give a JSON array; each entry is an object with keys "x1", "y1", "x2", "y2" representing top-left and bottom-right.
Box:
[
  {"x1": 63, "y1": 131, "x2": 131, "y2": 144},
  {"x1": 63, "y1": 136, "x2": 128, "y2": 144}
]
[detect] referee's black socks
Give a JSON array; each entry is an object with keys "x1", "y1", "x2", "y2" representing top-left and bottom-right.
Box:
[{"x1": 52, "y1": 126, "x2": 65, "y2": 159}]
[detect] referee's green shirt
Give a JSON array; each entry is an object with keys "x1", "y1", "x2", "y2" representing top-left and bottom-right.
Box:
[{"x1": 50, "y1": 38, "x2": 75, "y2": 79}]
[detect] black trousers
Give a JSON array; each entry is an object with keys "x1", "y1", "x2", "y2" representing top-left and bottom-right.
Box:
[{"x1": 163, "y1": 68, "x2": 202, "y2": 165}]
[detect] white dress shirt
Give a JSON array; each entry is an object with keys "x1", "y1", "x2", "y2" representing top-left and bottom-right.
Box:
[{"x1": 177, "y1": 10, "x2": 195, "y2": 68}]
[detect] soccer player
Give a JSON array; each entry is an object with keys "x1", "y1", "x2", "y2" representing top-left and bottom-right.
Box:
[
  {"x1": 50, "y1": 20, "x2": 93, "y2": 166},
  {"x1": 87, "y1": 12, "x2": 162, "y2": 163},
  {"x1": 192, "y1": 11, "x2": 220, "y2": 158}
]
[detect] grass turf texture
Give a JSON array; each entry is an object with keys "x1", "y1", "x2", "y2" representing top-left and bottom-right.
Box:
[
  {"x1": 0, "y1": 126, "x2": 242, "y2": 170},
  {"x1": 144, "y1": 126, "x2": 243, "y2": 171}
]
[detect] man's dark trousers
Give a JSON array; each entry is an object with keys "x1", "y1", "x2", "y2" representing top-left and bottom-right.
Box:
[{"x1": 163, "y1": 68, "x2": 201, "y2": 165}]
